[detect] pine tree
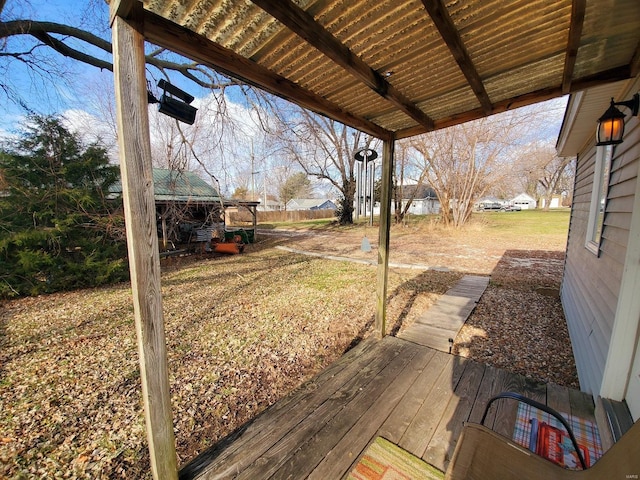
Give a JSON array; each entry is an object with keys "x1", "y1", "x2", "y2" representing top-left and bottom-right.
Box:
[{"x1": 0, "y1": 115, "x2": 127, "y2": 297}]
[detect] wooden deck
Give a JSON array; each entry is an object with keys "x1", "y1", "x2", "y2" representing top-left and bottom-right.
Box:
[
  {"x1": 180, "y1": 335, "x2": 596, "y2": 479},
  {"x1": 399, "y1": 275, "x2": 490, "y2": 352}
]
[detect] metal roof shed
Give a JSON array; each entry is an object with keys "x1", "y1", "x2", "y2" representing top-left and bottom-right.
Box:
[{"x1": 108, "y1": 1, "x2": 640, "y2": 477}]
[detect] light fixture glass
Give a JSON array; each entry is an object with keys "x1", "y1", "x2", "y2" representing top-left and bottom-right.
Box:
[
  {"x1": 596, "y1": 101, "x2": 626, "y2": 146},
  {"x1": 596, "y1": 94, "x2": 639, "y2": 146}
]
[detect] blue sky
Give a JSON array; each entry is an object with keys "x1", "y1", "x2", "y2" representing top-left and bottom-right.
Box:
[{"x1": 1, "y1": 0, "x2": 114, "y2": 131}]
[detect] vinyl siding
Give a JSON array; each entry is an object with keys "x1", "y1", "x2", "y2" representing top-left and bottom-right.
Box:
[{"x1": 562, "y1": 116, "x2": 640, "y2": 395}]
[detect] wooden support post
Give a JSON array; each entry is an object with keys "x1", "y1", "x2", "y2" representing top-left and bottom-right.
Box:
[
  {"x1": 112, "y1": 7, "x2": 178, "y2": 480},
  {"x1": 375, "y1": 136, "x2": 395, "y2": 338}
]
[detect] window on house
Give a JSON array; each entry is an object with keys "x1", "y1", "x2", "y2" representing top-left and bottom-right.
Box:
[{"x1": 586, "y1": 144, "x2": 613, "y2": 254}]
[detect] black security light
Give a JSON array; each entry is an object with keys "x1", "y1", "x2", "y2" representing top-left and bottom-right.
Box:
[
  {"x1": 147, "y1": 79, "x2": 197, "y2": 125},
  {"x1": 596, "y1": 93, "x2": 639, "y2": 146}
]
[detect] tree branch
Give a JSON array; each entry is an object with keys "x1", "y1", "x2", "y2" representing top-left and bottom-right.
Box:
[{"x1": 1, "y1": 20, "x2": 246, "y2": 90}]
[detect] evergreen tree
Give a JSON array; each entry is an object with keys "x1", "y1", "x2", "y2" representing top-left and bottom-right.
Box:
[
  {"x1": 0, "y1": 115, "x2": 127, "y2": 297},
  {"x1": 279, "y1": 172, "x2": 312, "y2": 209}
]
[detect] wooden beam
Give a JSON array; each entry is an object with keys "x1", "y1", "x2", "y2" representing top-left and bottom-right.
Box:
[
  {"x1": 142, "y1": 10, "x2": 391, "y2": 140},
  {"x1": 421, "y1": 0, "x2": 493, "y2": 115},
  {"x1": 562, "y1": 0, "x2": 586, "y2": 94},
  {"x1": 630, "y1": 40, "x2": 640, "y2": 78},
  {"x1": 112, "y1": 10, "x2": 178, "y2": 480},
  {"x1": 249, "y1": 0, "x2": 435, "y2": 131},
  {"x1": 109, "y1": 0, "x2": 137, "y2": 26},
  {"x1": 375, "y1": 136, "x2": 395, "y2": 338},
  {"x1": 395, "y1": 65, "x2": 634, "y2": 139}
]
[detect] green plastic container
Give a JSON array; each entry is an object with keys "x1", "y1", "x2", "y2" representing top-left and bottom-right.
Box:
[{"x1": 224, "y1": 229, "x2": 254, "y2": 244}]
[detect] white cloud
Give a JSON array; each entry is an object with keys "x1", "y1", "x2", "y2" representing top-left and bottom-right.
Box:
[{"x1": 61, "y1": 108, "x2": 118, "y2": 157}]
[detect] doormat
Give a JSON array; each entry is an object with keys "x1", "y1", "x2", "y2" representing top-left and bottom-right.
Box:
[
  {"x1": 347, "y1": 437, "x2": 444, "y2": 480},
  {"x1": 512, "y1": 402, "x2": 603, "y2": 469}
]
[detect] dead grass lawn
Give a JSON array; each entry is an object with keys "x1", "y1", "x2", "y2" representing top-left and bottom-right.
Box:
[{"x1": 0, "y1": 211, "x2": 575, "y2": 479}]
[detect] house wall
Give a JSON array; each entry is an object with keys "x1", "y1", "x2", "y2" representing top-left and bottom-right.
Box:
[{"x1": 562, "y1": 112, "x2": 640, "y2": 395}]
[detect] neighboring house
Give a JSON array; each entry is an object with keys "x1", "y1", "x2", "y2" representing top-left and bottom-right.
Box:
[
  {"x1": 257, "y1": 199, "x2": 283, "y2": 212},
  {"x1": 399, "y1": 184, "x2": 441, "y2": 215},
  {"x1": 286, "y1": 198, "x2": 337, "y2": 211},
  {"x1": 540, "y1": 194, "x2": 563, "y2": 209},
  {"x1": 556, "y1": 75, "x2": 640, "y2": 422},
  {"x1": 511, "y1": 193, "x2": 537, "y2": 210}
]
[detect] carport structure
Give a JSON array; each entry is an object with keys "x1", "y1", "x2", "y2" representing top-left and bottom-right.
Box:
[{"x1": 108, "y1": 0, "x2": 640, "y2": 477}]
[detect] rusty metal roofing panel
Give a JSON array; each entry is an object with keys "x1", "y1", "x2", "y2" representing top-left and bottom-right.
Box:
[
  {"x1": 135, "y1": 0, "x2": 640, "y2": 137},
  {"x1": 573, "y1": 0, "x2": 640, "y2": 79}
]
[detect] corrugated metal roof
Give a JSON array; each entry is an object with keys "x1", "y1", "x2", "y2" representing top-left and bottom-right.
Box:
[
  {"x1": 152, "y1": 168, "x2": 222, "y2": 202},
  {"x1": 111, "y1": 168, "x2": 222, "y2": 203},
  {"x1": 114, "y1": 0, "x2": 640, "y2": 139}
]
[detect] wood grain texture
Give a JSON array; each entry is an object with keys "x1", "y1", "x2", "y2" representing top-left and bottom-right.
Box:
[
  {"x1": 423, "y1": 359, "x2": 485, "y2": 470},
  {"x1": 375, "y1": 139, "x2": 395, "y2": 337},
  {"x1": 268, "y1": 342, "x2": 422, "y2": 479},
  {"x1": 112, "y1": 12, "x2": 178, "y2": 480},
  {"x1": 142, "y1": 9, "x2": 391, "y2": 140},
  {"x1": 378, "y1": 350, "x2": 451, "y2": 444},
  {"x1": 185, "y1": 338, "x2": 597, "y2": 480},
  {"x1": 308, "y1": 345, "x2": 436, "y2": 480},
  {"x1": 398, "y1": 355, "x2": 467, "y2": 458},
  {"x1": 250, "y1": 0, "x2": 435, "y2": 131},
  {"x1": 400, "y1": 275, "x2": 488, "y2": 352},
  {"x1": 190, "y1": 338, "x2": 389, "y2": 478}
]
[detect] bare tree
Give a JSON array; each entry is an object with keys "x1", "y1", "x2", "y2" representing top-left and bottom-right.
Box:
[
  {"x1": 390, "y1": 141, "x2": 432, "y2": 224},
  {"x1": 271, "y1": 107, "x2": 378, "y2": 224},
  {"x1": 409, "y1": 110, "x2": 536, "y2": 227}
]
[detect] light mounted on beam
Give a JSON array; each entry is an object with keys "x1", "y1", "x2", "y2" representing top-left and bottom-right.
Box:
[{"x1": 148, "y1": 79, "x2": 198, "y2": 125}]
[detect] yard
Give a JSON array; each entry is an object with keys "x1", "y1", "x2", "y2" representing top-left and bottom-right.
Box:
[{"x1": 0, "y1": 210, "x2": 575, "y2": 479}]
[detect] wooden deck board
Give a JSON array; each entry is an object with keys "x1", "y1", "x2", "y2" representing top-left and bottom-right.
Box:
[
  {"x1": 232, "y1": 339, "x2": 407, "y2": 479},
  {"x1": 399, "y1": 275, "x2": 489, "y2": 352},
  {"x1": 180, "y1": 338, "x2": 385, "y2": 478},
  {"x1": 547, "y1": 381, "x2": 572, "y2": 414},
  {"x1": 184, "y1": 335, "x2": 596, "y2": 480},
  {"x1": 423, "y1": 359, "x2": 485, "y2": 470},
  {"x1": 307, "y1": 346, "x2": 437, "y2": 480},
  {"x1": 270, "y1": 342, "x2": 424, "y2": 480},
  {"x1": 397, "y1": 355, "x2": 467, "y2": 459},
  {"x1": 569, "y1": 387, "x2": 596, "y2": 421},
  {"x1": 467, "y1": 365, "x2": 500, "y2": 424},
  {"x1": 377, "y1": 350, "x2": 451, "y2": 444}
]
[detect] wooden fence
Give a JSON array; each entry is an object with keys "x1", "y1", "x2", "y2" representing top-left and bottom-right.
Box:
[{"x1": 227, "y1": 208, "x2": 336, "y2": 224}]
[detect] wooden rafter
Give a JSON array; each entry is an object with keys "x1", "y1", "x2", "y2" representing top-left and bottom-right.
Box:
[
  {"x1": 630, "y1": 40, "x2": 640, "y2": 78},
  {"x1": 395, "y1": 65, "x2": 634, "y2": 139},
  {"x1": 249, "y1": 0, "x2": 435, "y2": 132},
  {"x1": 421, "y1": 0, "x2": 493, "y2": 115},
  {"x1": 142, "y1": 10, "x2": 391, "y2": 140},
  {"x1": 562, "y1": 0, "x2": 586, "y2": 94},
  {"x1": 109, "y1": 0, "x2": 137, "y2": 25}
]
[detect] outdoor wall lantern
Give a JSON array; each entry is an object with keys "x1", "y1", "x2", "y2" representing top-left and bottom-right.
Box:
[
  {"x1": 596, "y1": 93, "x2": 639, "y2": 146},
  {"x1": 147, "y1": 79, "x2": 198, "y2": 125}
]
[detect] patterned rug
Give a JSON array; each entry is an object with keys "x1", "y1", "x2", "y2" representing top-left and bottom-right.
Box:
[
  {"x1": 512, "y1": 402, "x2": 603, "y2": 469},
  {"x1": 348, "y1": 437, "x2": 444, "y2": 480}
]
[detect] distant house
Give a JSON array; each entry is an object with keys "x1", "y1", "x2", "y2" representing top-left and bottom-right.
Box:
[
  {"x1": 399, "y1": 184, "x2": 441, "y2": 215},
  {"x1": 511, "y1": 193, "x2": 537, "y2": 209},
  {"x1": 540, "y1": 194, "x2": 563, "y2": 209},
  {"x1": 286, "y1": 198, "x2": 337, "y2": 211},
  {"x1": 257, "y1": 199, "x2": 283, "y2": 212}
]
